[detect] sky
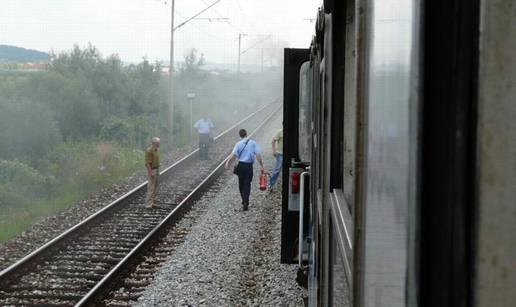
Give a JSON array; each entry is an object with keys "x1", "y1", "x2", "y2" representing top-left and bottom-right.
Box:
[{"x1": 0, "y1": 0, "x2": 321, "y2": 66}]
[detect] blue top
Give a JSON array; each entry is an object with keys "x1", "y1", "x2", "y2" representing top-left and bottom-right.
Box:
[
  {"x1": 232, "y1": 138, "x2": 261, "y2": 163},
  {"x1": 194, "y1": 118, "x2": 214, "y2": 134}
]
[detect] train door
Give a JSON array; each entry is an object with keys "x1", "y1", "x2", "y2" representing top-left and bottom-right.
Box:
[{"x1": 281, "y1": 48, "x2": 310, "y2": 266}]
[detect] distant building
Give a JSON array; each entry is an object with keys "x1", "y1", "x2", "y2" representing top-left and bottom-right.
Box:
[
  {"x1": 23, "y1": 62, "x2": 47, "y2": 70},
  {"x1": 161, "y1": 66, "x2": 170, "y2": 76}
]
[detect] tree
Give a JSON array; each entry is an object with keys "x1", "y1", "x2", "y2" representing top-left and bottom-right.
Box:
[
  {"x1": 178, "y1": 48, "x2": 206, "y2": 80},
  {"x1": 127, "y1": 59, "x2": 163, "y2": 116},
  {"x1": 30, "y1": 72, "x2": 101, "y2": 140},
  {"x1": 48, "y1": 43, "x2": 101, "y2": 77},
  {"x1": 0, "y1": 99, "x2": 61, "y2": 162}
]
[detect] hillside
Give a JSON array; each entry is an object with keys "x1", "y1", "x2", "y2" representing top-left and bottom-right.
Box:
[{"x1": 0, "y1": 45, "x2": 49, "y2": 62}]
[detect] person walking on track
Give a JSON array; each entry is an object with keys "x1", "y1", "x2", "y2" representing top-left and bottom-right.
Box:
[
  {"x1": 145, "y1": 137, "x2": 160, "y2": 208},
  {"x1": 225, "y1": 129, "x2": 264, "y2": 211},
  {"x1": 194, "y1": 116, "x2": 214, "y2": 159},
  {"x1": 268, "y1": 128, "x2": 283, "y2": 192}
]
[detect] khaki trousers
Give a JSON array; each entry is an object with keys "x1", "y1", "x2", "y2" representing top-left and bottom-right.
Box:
[{"x1": 146, "y1": 169, "x2": 159, "y2": 207}]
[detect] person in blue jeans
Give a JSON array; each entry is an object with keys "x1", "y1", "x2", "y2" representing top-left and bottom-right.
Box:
[
  {"x1": 269, "y1": 128, "x2": 283, "y2": 192},
  {"x1": 225, "y1": 129, "x2": 264, "y2": 211}
]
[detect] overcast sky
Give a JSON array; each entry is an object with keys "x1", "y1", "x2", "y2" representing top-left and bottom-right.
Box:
[{"x1": 0, "y1": 0, "x2": 321, "y2": 65}]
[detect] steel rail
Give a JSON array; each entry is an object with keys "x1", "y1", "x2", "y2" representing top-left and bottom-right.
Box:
[
  {"x1": 0, "y1": 101, "x2": 277, "y2": 283},
  {"x1": 76, "y1": 103, "x2": 281, "y2": 306}
]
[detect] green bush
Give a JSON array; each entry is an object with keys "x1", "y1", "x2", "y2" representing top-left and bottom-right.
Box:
[
  {"x1": 100, "y1": 115, "x2": 167, "y2": 150},
  {"x1": 0, "y1": 184, "x2": 28, "y2": 208},
  {"x1": 0, "y1": 100, "x2": 62, "y2": 162},
  {"x1": 43, "y1": 141, "x2": 142, "y2": 193},
  {"x1": 100, "y1": 116, "x2": 133, "y2": 144},
  {"x1": 0, "y1": 159, "x2": 54, "y2": 199}
]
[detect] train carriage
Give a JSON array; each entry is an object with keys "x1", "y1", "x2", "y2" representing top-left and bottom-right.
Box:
[{"x1": 281, "y1": 0, "x2": 515, "y2": 306}]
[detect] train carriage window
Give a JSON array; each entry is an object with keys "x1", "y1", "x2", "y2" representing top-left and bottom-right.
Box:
[
  {"x1": 359, "y1": 0, "x2": 420, "y2": 306},
  {"x1": 298, "y1": 61, "x2": 313, "y2": 163},
  {"x1": 341, "y1": 0, "x2": 358, "y2": 215},
  {"x1": 317, "y1": 65, "x2": 326, "y2": 190}
]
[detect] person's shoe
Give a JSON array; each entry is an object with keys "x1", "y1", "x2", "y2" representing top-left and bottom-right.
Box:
[
  {"x1": 243, "y1": 202, "x2": 249, "y2": 211},
  {"x1": 268, "y1": 185, "x2": 274, "y2": 193}
]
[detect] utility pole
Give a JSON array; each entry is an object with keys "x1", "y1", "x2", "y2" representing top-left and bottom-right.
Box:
[
  {"x1": 168, "y1": 0, "x2": 221, "y2": 147},
  {"x1": 187, "y1": 93, "x2": 195, "y2": 143},
  {"x1": 169, "y1": 0, "x2": 175, "y2": 147},
  {"x1": 237, "y1": 33, "x2": 247, "y2": 74},
  {"x1": 261, "y1": 48, "x2": 264, "y2": 72}
]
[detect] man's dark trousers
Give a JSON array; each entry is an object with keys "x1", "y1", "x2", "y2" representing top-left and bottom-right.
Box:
[
  {"x1": 199, "y1": 133, "x2": 210, "y2": 159},
  {"x1": 237, "y1": 162, "x2": 253, "y2": 205}
]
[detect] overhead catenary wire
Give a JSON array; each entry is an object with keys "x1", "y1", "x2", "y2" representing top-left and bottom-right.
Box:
[
  {"x1": 151, "y1": 0, "x2": 227, "y2": 30},
  {"x1": 174, "y1": 0, "x2": 222, "y2": 30},
  {"x1": 147, "y1": 0, "x2": 270, "y2": 67},
  {"x1": 149, "y1": 3, "x2": 230, "y2": 66},
  {"x1": 233, "y1": 0, "x2": 260, "y2": 34},
  {"x1": 240, "y1": 34, "x2": 272, "y2": 55},
  {"x1": 150, "y1": 0, "x2": 251, "y2": 36},
  {"x1": 179, "y1": 20, "x2": 229, "y2": 41},
  {"x1": 198, "y1": 0, "x2": 246, "y2": 33}
]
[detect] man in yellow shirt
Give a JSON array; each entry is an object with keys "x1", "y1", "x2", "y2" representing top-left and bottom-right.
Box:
[
  {"x1": 145, "y1": 137, "x2": 160, "y2": 208},
  {"x1": 269, "y1": 128, "x2": 283, "y2": 192}
]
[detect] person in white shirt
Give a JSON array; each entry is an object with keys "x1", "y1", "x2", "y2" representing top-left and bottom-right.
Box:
[
  {"x1": 225, "y1": 129, "x2": 264, "y2": 211},
  {"x1": 193, "y1": 116, "x2": 214, "y2": 159}
]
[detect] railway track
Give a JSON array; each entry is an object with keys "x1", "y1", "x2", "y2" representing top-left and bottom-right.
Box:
[
  {"x1": 101, "y1": 180, "x2": 225, "y2": 307},
  {"x1": 0, "y1": 102, "x2": 279, "y2": 307}
]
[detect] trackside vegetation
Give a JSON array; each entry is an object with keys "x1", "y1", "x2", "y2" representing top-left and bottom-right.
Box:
[{"x1": 0, "y1": 44, "x2": 281, "y2": 242}]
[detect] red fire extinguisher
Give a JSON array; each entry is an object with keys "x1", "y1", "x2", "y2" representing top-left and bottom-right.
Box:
[{"x1": 259, "y1": 170, "x2": 268, "y2": 191}]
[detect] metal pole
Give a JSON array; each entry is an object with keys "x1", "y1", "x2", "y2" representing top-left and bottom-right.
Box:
[
  {"x1": 238, "y1": 34, "x2": 242, "y2": 74},
  {"x1": 169, "y1": 0, "x2": 175, "y2": 147},
  {"x1": 261, "y1": 48, "x2": 264, "y2": 72},
  {"x1": 168, "y1": 0, "x2": 222, "y2": 147},
  {"x1": 237, "y1": 33, "x2": 248, "y2": 74},
  {"x1": 189, "y1": 98, "x2": 193, "y2": 143}
]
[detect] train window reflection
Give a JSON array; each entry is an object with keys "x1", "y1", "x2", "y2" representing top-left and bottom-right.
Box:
[
  {"x1": 361, "y1": 0, "x2": 419, "y2": 306},
  {"x1": 342, "y1": 0, "x2": 358, "y2": 215},
  {"x1": 317, "y1": 72, "x2": 325, "y2": 190},
  {"x1": 299, "y1": 61, "x2": 312, "y2": 163}
]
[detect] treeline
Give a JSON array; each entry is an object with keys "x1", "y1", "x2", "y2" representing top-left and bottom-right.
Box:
[{"x1": 0, "y1": 44, "x2": 281, "y2": 241}]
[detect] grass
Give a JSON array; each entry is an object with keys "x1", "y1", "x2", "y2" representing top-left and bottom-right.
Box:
[
  {"x1": 0, "y1": 126, "x2": 221, "y2": 243},
  {"x1": 0, "y1": 142, "x2": 145, "y2": 243},
  {"x1": 0, "y1": 188, "x2": 82, "y2": 242}
]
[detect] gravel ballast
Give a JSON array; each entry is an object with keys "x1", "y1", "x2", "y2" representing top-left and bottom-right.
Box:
[{"x1": 136, "y1": 115, "x2": 307, "y2": 307}]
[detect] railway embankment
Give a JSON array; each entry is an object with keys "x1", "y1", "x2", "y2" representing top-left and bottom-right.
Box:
[{"x1": 135, "y1": 115, "x2": 306, "y2": 307}]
